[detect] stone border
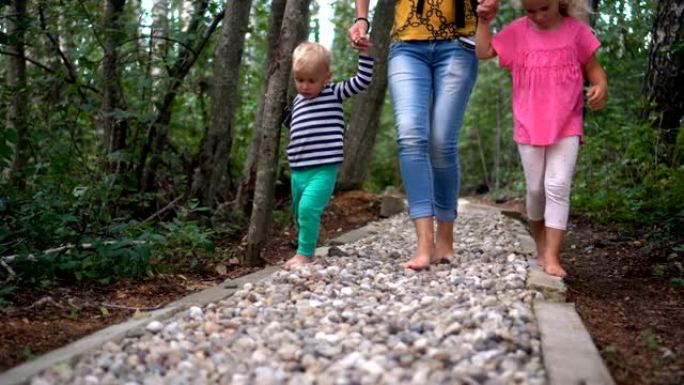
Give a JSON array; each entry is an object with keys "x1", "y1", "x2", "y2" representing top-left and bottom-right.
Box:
[
  {"x1": 534, "y1": 301, "x2": 615, "y2": 385},
  {"x1": 0, "y1": 214, "x2": 397, "y2": 385},
  {"x1": 0, "y1": 266, "x2": 279, "y2": 385},
  {"x1": 459, "y1": 199, "x2": 614, "y2": 385},
  {"x1": 2, "y1": 200, "x2": 615, "y2": 385}
]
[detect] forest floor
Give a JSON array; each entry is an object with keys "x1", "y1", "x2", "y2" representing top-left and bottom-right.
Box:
[{"x1": 0, "y1": 190, "x2": 682, "y2": 385}]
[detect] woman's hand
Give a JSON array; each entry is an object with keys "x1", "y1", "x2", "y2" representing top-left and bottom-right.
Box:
[{"x1": 348, "y1": 19, "x2": 372, "y2": 51}]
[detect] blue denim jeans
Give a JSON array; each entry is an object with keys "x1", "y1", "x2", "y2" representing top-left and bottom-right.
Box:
[{"x1": 388, "y1": 40, "x2": 478, "y2": 221}]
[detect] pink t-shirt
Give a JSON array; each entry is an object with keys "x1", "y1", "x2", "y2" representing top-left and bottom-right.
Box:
[{"x1": 492, "y1": 17, "x2": 600, "y2": 145}]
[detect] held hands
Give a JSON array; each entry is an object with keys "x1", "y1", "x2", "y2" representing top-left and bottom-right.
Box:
[
  {"x1": 586, "y1": 83, "x2": 608, "y2": 111},
  {"x1": 476, "y1": 0, "x2": 500, "y2": 24},
  {"x1": 348, "y1": 19, "x2": 372, "y2": 56}
]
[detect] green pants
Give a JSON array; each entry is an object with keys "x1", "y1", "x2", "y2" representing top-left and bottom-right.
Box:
[{"x1": 290, "y1": 164, "x2": 339, "y2": 257}]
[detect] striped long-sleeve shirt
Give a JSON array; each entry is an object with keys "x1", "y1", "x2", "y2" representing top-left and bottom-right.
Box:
[{"x1": 286, "y1": 55, "x2": 374, "y2": 169}]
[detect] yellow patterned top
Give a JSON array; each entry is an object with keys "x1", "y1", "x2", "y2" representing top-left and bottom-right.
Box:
[{"x1": 392, "y1": 0, "x2": 477, "y2": 41}]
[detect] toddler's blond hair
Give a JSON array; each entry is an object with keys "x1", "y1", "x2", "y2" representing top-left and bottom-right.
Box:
[{"x1": 292, "y1": 42, "x2": 331, "y2": 72}]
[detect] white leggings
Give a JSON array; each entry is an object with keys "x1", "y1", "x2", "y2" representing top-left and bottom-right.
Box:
[{"x1": 518, "y1": 136, "x2": 580, "y2": 230}]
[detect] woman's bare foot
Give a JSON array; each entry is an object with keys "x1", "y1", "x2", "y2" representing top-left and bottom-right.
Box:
[
  {"x1": 433, "y1": 245, "x2": 454, "y2": 264},
  {"x1": 434, "y1": 221, "x2": 454, "y2": 264},
  {"x1": 404, "y1": 254, "x2": 431, "y2": 270},
  {"x1": 282, "y1": 254, "x2": 312, "y2": 270}
]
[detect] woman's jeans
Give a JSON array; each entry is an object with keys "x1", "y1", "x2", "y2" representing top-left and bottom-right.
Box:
[{"x1": 388, "y1": 40, "x2": 478, "y2": 221}]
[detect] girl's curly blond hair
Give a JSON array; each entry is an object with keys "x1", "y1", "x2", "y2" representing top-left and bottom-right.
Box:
[
  {"x1": 560, "y1": 0, "x2": 593, "y2": 23},
  {"x1": 516, "y1": 0, "x2": 594, "y2": 24}
]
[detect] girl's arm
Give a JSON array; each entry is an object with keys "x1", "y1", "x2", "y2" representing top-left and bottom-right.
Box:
[
  {"x1": 584, "y1": 55, "x2": 608, "y2": 111},
  {"x1": 475, "y1": 2, "x2": 498, "y2": 59}
]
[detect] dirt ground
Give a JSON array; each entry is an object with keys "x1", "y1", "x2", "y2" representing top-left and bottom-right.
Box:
[{"x1": 1, "y1": 190, "x2": 682, "y2": 385}]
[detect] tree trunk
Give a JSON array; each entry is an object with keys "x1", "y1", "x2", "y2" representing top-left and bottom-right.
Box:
[
  {"x1": 234, "y1": 0, "x2": 288, "y2": 217},
  {"x1": 642, "y1": 0, "x2": 683, "y2": 151},
  {"x1": 243, "y1": 0, "x2": 311, "y2": 266},
  {"x1": 150, "y1": 0, "x2": 169, "y2": 80},
  {"x1": 192, "y1": 0, "x2": 253, "y2": 207},
  {"x1": 337, "y1": 0, "x2": 396, "y2": 190},
  {"x1": 137, "y1": 1, "x2": 220, "y2": 192},
  {"x1": 101, "y1": 0, "x2": 129, "y2": 174},
  {"x1": 5, "y1": 0, "x2": 29, "y2": 184}
]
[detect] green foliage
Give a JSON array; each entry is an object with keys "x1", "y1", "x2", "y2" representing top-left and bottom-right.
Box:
[
  {"x1": 0, "y1": 286, "x2": 14, "y2": 308},
  {"x1": 641, "y1": 329, "x2": 660, "y2": 350},
  {"x1": 0, "y1": 0, "x2": 680, "y2": 292},
  {"x1": 366, "y1": 95, "x2": 400, "y2": 192},
  {"x1": 157, "y1": 218, "x2": 215, "y2": 268},
  {"x1": 603, "y1": 344, "x2": 618, "y2": 355}
]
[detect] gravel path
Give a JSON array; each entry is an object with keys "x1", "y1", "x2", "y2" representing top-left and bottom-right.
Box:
[{"x1": 30, "y1": 207, "x2": 546, "y2": 385}]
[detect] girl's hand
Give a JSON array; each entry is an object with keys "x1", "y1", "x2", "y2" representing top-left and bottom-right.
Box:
[
  {"x1": 586, "y1": 83, "x2": 608, "y2": 111},
  {"x1": 477, "y1": 0, "x2": 500, "y2": 24}
]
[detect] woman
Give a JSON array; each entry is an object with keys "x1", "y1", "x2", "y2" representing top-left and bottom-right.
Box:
[{"x1": 349, "y1": 0, "x2": 499, "y2": 270}]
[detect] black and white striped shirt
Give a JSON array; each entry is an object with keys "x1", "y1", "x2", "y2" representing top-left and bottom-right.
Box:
[{"x1": 286, "y1": 56, "x2": 374, "y2": 169}]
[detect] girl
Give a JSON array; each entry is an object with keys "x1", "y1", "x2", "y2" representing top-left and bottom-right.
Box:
[{"x1": 475, "y1": 0, "x2": 608, "y2": 277}]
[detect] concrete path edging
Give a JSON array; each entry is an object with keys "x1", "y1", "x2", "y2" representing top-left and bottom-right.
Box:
[
  {"x1": 459, "y1": 199, "x2": 614, "y2": 385},
  {"x1": 0, "y1": 266, "x2": 279, "y2": 385},
  {"x1": 535, "y1": 301, "x2": 615, "y2": 385},
  {"x1": 0, "y1": 218, "x2": 394, "y2": 385},
  {"x1": 2, "y1": 199, "x2": 616, "y2": 385}
]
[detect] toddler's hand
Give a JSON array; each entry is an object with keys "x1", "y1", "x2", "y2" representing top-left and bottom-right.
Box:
[
  {"x1": 355, "y1": 36, "x2": 372, "y2": 56},
  {"x1": 586, "y1": 83, "x2": 607, "y2": 111}
]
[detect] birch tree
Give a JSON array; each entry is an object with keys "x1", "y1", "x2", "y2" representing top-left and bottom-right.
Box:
[
  {"x1": 243, "y1": 0, "x2": 311, "y2": 266},
  {"x1": 234, "y1": 0, "x2": 288, "y2": 217},
  {"x1": 642, "y1": 0, "x2": 683, "y2": 154},
  {"x1": 192, "y1": 0, "x2": 253, "y2": 207},
  {"x1": 5, "y1": 0, "x2": 29, "y2": 183},
  {"x1": 338, "y1": 0, "x2": 396, "y2": 189}
]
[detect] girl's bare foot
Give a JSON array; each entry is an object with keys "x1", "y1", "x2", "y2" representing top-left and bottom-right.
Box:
[
  {"x1": 404, "y1": 254, "x2": 431, "y2": 270},
  {"x1": 543, "y1": 255, "x2": 567, "y2": 277},
  {"x1": 529, "y1": 219, "x2": 546, "y2": 268},
  {"x1": 544, "y1": 262, "x2": 567, "y2": 277},
  {"x1": 282, "y1": 254, "x2": 312, "y2": 270},
  {"x1": 537, "y1": 255, "x2": 547, "y2": 269}
]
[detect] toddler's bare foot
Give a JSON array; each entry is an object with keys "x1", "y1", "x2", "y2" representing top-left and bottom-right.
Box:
[
  {"x1": 282, "y1": 254, "x2": 312, "y2": 270},
  {"x1": 404, "y1": 254, "x2": 431, "y2": 271}
]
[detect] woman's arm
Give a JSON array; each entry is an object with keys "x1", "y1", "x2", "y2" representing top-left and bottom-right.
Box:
[{"x1": 349, "y1": 0, "x2": 372, "y2": 50}]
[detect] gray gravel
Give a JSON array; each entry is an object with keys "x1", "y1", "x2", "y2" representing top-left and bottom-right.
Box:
[{"x1": 30, "y1": 209, "x2": 546, "y2": 385}]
